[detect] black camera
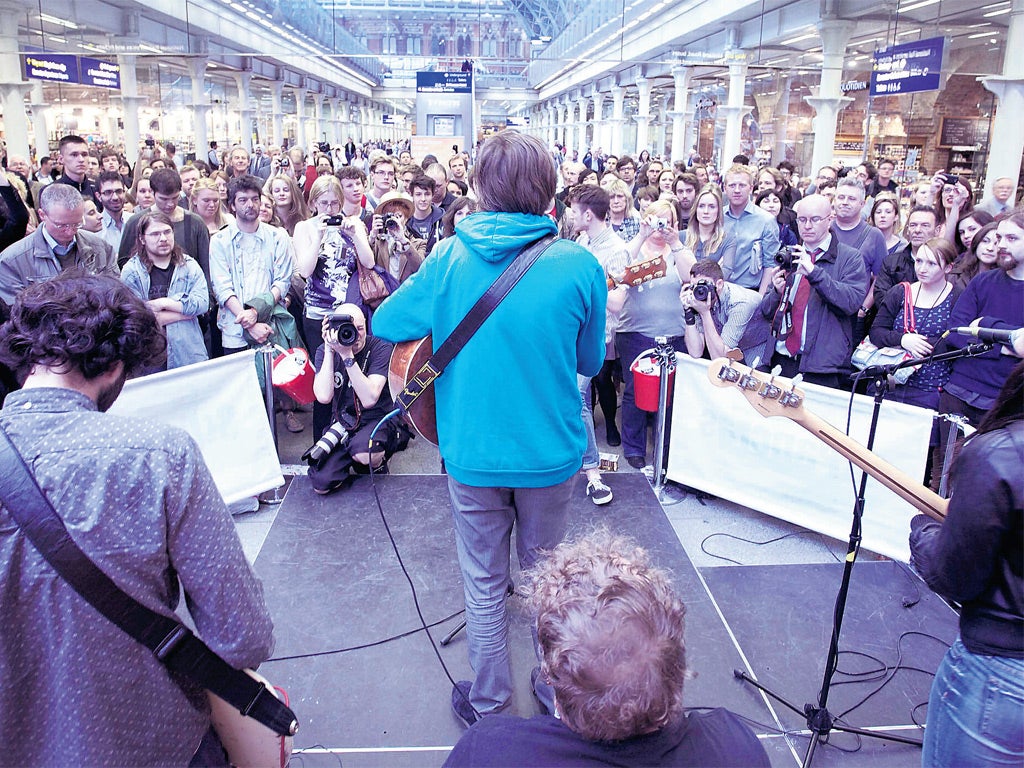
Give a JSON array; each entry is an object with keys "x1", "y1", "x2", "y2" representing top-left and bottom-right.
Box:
[
  {"x1": 280, "y1": 157, "x2": 290, "y2": 168},
  {"x1": 379, "y1": 213, "x2": 400, "y2": 233},
  {"x1": 775, "y1": 246, "x2": 798, "y2": 271},
  {"x1": 324, "y1": 215, "x2": 345, "y2": 227},
  {"x1": 302, "y1": 421, "x2": 350, "y2": 464},
  {"x1": 692, "y1": 280, "x2": 716, "y2": 304},
  {"x1": 329, "y1": 312, "x2": 359, "y2": 346},
  {"x1": 145, "y1": 138, "x2": 155, "y2": 148},
  {"x1": 941, "y1": 172, "x2": 959, "y2": 186},
  {"x1": 317, "y1": 142, "x2": 331, "y2": 153}
]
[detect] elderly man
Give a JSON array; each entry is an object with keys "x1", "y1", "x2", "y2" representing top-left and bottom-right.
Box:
[
  {"x1": 0, "y1": 183, "x2": 116, "y2": 304},
  {"x1": 444, "y1": 530, "x2": 768, "y2": 767},
  {"x1": 977, "y1": 177, "x2": 1016, "y2": 217},
  {"x1": 759, "y1": 194, "x2": 868, "y2": 388}
]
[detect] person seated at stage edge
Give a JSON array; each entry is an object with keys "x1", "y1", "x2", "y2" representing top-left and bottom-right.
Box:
[
  {"x1": 443, "y1": 528, "x2": 768, "y2": 767},
  {"x1": 306, "y1": 303, "x2": 410, "y2": 493}
]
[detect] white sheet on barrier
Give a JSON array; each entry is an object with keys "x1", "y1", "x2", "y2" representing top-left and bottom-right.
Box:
[
  {"x1": 666, "y1": 356, "x2": 934, "y2": 562},
  {"x1": 109, "y1": 350, "x2": 284, "y2": 505}
]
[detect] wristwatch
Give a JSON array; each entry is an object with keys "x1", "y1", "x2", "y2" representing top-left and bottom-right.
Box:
[{"x1": 342, "y1": 357, "x2": 356, "y2": 369}]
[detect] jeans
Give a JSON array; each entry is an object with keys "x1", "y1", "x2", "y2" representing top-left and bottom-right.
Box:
[
  {"x1": 578, "y1": 374, "x2": 599, "y2": 471},
  {"x1": 447, "y1": 475, "x2": 575, "y2": 714},
  {"x1": 615, "y1": 331, "x2": 683, "y2": 461},
  {"x1": 922, "y1": 637, "x2": 1024, "y2": 767}
]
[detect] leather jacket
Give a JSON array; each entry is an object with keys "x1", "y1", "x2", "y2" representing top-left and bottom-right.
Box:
[{"x1": 910, "y1": 420, "x2": 1024, "y2": 658}]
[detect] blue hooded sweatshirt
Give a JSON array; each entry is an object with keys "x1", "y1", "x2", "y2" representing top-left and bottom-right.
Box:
[{"x1": 372, "y1": 211, "x2": 607, "y2": 488}]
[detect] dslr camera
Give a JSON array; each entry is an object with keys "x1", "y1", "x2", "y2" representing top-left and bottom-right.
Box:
[
  {"x1": 329, "y1": 312, "x2": 359, "y2": 347},
  {"x1": 302, "y1": 421, "x2": 350, "y2": 464},
  {"x1": 317, "y1": 141, "x2": 331, "y2": 153},
  {"x1": 324, "y1": 215, "x2": 345, "y2": 227},
  {"x1": 378, "y1": 213, "x2": 401, "y2": 234},
  {"x1": 692, "y1": 279, "x2": 716, "y2": 304},
  {"x1": 775, "y1": 245, "x2": 799, "y2": 272},
  {"x1": 941, "y1": 172, "x2": 960, "y2": 186}
]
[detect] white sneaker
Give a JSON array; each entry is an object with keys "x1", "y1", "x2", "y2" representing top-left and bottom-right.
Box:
[{"x1": 586, "y1": 480, "x2": 613, "y2": 506}]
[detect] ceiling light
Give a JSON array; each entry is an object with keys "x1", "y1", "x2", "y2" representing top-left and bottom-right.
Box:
[
  {"x1": 983, "y1": 7, "x2": 1012, "y2": 16},
  {"x1": 898, "y1": 0, "x2": 940, "y2": 12},
  {"x1": 969, "y1": 30, "x2": 1000, "y2": 38},
  {"x1": 895, "y1": 28, "x2": 921, "y2": 37},
  {"x1": 781, "y1": 32, "x2": 818, "y2": 46},
  {"x1": 39, "y1": 13, "x2": 78, "y2": 29}
]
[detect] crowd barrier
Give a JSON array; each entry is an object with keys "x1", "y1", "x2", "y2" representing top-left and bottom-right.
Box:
[
  {"x1": 110, "y1": 350, "x2": 284, "y2": 504},
  {"x1": 666, "y1": 356, "x2": 934, "y2": 563}
]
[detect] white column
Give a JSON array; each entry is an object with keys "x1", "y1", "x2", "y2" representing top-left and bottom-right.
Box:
[
  {"x1": 29, "y1": 81, "x2": 50, "y2": 159},
  {"x1": 655, "y1": 93, "x2": 669, "y2": 160},
  {"x1": 719, "y1": 54, "x2": 750, "y2": 162},
  {"x1": 117, "y1": 55, "x2": 143, "y2": 161},
  {"x1": 187, "y1": 57, "x2": 210, "y2": 155},
  {"x1": 669, "y1": 66, "x2": 692, "y2": 165},
  {"x1": 590, "y1": 91, "x2": 605, "y2": 155},
  {"x1": 634, "y1": 77, "x2": 651, "y2": 156},
  {"x1": 577, "y1": 94, "x2": 589, "y2": 159},
  {"x1": 314, "y1": 96, "x2": 326, "y2": 147},
  {"x1": 233, "y1": 71, "x2": 255, "y2": 149},
  {"x1": 290, "y1": 86, "x2": 307, "y2": 149},
  {"x1": 0, "y1": 0, "x2": 31, "y2": 161},
  {"x1": 982, "y1": 0, "x2": 1024, "y2": 198},
  {"x1": 268, "y1": 82, "x2": 284, "y2": 148},
  {"x1": 805, "y1": 19, "x2": 855, "y2": 176},
  {"x1": 546, "y1": 104, "x2": 557, "y2": 148},
  {"x1": 610, "y1": 85, "x2": 625, "y2": 155}
]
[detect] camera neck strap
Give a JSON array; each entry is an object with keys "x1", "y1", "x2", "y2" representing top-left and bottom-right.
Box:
[
  {"x1": 0, "y1": 423, "x2": 298, "y2": 738},
  {"x1": 396, "y1": 233, "x2": 557, "y2": 412}
]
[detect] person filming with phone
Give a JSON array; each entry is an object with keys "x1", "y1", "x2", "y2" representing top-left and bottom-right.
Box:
[{"x1": 303, "y1": 303, "x2": 409, "y2": 495}]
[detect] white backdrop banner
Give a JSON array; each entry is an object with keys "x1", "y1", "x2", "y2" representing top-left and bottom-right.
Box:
[
  {"x1": 666, "y1": 356, "x2": 934, "y2": 562},
  {"x1": 110, "y1": 350, "x2": 284, "y2": 504}
]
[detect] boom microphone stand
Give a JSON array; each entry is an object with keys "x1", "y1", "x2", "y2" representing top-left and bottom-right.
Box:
[{"x1": 735, "y1": 342, "x2": 992, "y2": 766}]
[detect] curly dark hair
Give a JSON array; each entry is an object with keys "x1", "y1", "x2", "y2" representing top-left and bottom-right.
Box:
[{"x1": 0, "y1": 273, "x2": 166, "y2": 382}]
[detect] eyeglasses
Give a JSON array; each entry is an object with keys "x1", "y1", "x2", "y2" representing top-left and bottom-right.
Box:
[
  {"x1": 796, "y1": 216, "x2": 826, "y2": 226},
  {"x1": 144, "y1": 230, "x2": 173, "y2": 240},
  {"x1": 374, "y1": 170, "x2": 396, "y2": 177},
  {"x1": 48, "y1": 221, "x2": 81, "y2": 232}
]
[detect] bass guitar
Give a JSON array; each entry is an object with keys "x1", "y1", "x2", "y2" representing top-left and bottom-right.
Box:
[
  {"x1": 388, "y1": 336, "x2": 439, "y2": 445},
  {"x1": 706, "y1": 358, "x2": 947, "y2": 523}
]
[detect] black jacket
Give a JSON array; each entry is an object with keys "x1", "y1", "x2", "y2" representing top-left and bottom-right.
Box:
[
  {"x1": 910, "y1": 421, "x2": 1024, "y2": 658},
  {"x1": 873, "y1": 243, "x2": 915, "y2": 308}
]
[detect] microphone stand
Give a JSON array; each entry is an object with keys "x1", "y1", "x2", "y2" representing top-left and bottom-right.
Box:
[{"x1": 735, "y1": 341, "x2": 992, "y2": 766}]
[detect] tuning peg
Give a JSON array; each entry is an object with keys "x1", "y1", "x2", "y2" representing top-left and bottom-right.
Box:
[
  {"x1": 770, "y1": 365, "x2": 782, "y2": 378},
  {"x1": 749, "y1": 356, "x2": 761, "y2": 370},
  {"x1": 779, "y1": 373, "x2": 804, "y2": 407},
  {"x1": 791, "y1": 373, "x2": 803, "y2": 388}
]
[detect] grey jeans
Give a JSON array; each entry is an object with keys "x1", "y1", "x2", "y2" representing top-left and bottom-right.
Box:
[{"x1": 446, "y1": 474, "x2": 576, "y2": 714}]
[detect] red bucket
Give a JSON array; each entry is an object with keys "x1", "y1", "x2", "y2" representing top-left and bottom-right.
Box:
[
  {"x1": 271, "y1": 348, "x2": 316, "y2": 405},
  {"x1": 630, "y1": 350, "x2": 674, "y2": 412}
]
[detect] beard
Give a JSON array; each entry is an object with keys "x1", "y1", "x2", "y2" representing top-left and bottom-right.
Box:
[{"x1": 95, "y1": 369, "x2": 129, "y2": 413}]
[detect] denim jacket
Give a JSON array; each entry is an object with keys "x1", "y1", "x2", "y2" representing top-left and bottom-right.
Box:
[{"x1": 121, "y1": 255, "x2": 210, "y2": 369}]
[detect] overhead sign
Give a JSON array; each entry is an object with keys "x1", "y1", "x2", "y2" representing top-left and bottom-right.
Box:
[
  {"x1": 871, "y1": 36, "x2": 944, "y2": 96},
  {"x1": 80, "y1": 57, "x2": 120, "y2": 89},
  {"x1": 416, "y1": 72, "x2": 472, "y2": 94},
  {"x1": 382, "y1": 114, "x2": 408, "y2": 125},
  {"x1": 506, "y1": 116, "x2": 530, "y2": 127},
  {"x1": 24, "y1": 53, "x2": 79, "y2": 83}
]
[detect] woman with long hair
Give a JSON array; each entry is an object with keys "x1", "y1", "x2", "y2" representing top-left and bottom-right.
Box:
[
  {"x1": 120, "y1": 211, "x2": 209, "y2": 370},
  {"x1": 610, "y1": 199, "x2": 693, "y2": 469},
  {"x1": 265, "y1": 174, "x2": 309, "y2": 236},
  {"x1": 440, "y1": 195, "x2": 475, "y2": 239},
  {"x1": 910, "y1": 358, "x2": 1024, "y2": 768},
  {"x1": 935, "y1": 173, "x2": 974, "y2": 240},
  {"x1": 604, "y1": 177, "x2": 640, "y2": 242},
  {"x1": 870, "y1": 195, "x2": 906, "y2": 255},
  {"x1": 755, "y1": 188, "x2": 798, "y2": 248},
  {"x1": 868, "y1": 237, "x2": 962, "y2": 410},
  {"x1": 129, "y1": 175, "x2": 155, "y2": 210},
  {"x1": 657, "y1": 169, "x2": 676, "y2": 198},
  {"x1": 950, "y1": 221, "x2": 1000, "y2": 289},
  {"x1": 953, "y1": 209, "x2": 994, "y2": 257},
  {"x1": 210, "y1": 170, "x2": 230, "y2": 211},
  {"x1": 190, "y1": 178, "x2": 233, "y2": 235},
  {"x1": 683, "y1": 185, "x2": 737, "y2": 272}
]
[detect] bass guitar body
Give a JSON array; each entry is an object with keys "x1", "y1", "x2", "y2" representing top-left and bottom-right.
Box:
[{"x1": 388, "y1": 336, "x2": 439, "y2": 446}]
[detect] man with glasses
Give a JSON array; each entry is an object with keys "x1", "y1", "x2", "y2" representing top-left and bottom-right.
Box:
[
  {"x1": 723, "y1": 164, "x2": 781, "y2": 292},
  {"x1": 96, "y1": 171, "x2": 128, "y2": 253},
  {"x1": 0, "y1": 183, "x2": 117, "y2": 304},
  {"x1": 759, "y1": 194, "x2": 867, "y2": 389},
  {"x1": 366, "y1": 157, "x2": 396, "y2": 210}
]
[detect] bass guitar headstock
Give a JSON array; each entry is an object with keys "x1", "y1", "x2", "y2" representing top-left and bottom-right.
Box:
[{"x1": 706, "y1": 358, "x2": 807, "y2": 420}]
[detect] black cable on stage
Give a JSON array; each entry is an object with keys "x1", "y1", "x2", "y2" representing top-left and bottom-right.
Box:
[
  {"x1": 699, "y1": 530, "x2": 842, "y2": 566},
  {"x1": 364, "y1": 408, "x2": 483, "y2": 721},
  {"x1": 289, "y1": 743, "x2": 345, "y2": 767}
]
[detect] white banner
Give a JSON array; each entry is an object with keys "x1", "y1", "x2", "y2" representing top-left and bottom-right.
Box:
[
  {"x1": 110, "y1": 351, "x2": 284, "y2": 504},
  {"x1": 666, "y1": 357, "x2": 934, "y2": 562}
]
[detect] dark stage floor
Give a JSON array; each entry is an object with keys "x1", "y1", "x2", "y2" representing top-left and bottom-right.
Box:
[{"x1": 253, "y1": 474, "x2": 958, "y2": 767}]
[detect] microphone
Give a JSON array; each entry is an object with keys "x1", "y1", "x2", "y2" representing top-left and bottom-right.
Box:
[{"x1": 953, "y1": 326, "x2": 1017, "y2": 345}]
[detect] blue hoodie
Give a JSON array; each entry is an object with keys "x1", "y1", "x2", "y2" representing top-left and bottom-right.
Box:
[{"x1": 372, "y1": 211, "x2": 607, "y2": 488}]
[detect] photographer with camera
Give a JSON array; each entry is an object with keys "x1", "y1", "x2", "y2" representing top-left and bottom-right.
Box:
[
  {"x1": 759, "y1": 194, "x2": 868, "y2": 388},
  {"x1": 370, "y1": 192, "x2": 427, "y2": 285},
  {"x1": 681, "y1": 260, "x2": 768, "y2": 365},
  {"x1": 305, "y1": 304, "x2": 408, "y2": 494}
]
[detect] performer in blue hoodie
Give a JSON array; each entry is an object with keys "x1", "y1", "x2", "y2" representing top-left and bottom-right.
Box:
[{"x1": 373, "y1": 130, "x2": 606, "y2": 727}]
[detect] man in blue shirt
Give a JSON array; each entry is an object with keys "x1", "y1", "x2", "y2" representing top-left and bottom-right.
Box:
[{"x1": 722, "y1": 164, "x2": 780, "y2": 292}]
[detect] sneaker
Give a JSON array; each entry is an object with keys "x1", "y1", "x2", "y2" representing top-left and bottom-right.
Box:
[
  {"x1": 284, "y1": 411, "x2": 304, "y2": 433},
  {"x1": 451, "y1": 681, "x2": 480, "y2": 728},
  {"x1": 586, "y1": 480, "x2": 613, "y2": 505},
  {"x1": 626, "y1": 455, "x2": 646, "y2": 469}
]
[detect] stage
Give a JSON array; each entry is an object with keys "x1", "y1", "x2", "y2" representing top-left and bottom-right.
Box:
[{"x1": 251, "y1": 473, "x2": 958, "y2": 767}]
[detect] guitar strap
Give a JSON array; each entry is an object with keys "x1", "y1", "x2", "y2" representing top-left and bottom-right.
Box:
[
  {"x1": 395, "y1": 233, "x2": 557, "y2": 412},
  {"x1": 0, "y1": 424, "x2": 298, "y2": 739}
]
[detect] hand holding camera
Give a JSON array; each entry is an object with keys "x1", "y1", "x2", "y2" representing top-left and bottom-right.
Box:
[{"x1": 323, "y1": 312, "x2": 359, "y2": 353}]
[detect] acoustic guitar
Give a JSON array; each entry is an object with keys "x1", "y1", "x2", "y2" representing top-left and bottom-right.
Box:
[
  {"x1": 388, "y1": 336, "x2": 439, "y2": 445},
  {"x1": 706, "y1": 358, "x2": 947, "y2": 523}
]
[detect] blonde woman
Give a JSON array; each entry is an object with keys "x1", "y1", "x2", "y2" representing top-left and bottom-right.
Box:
[
  {"x1": 190, "y1": 178, "x2": 233, "y2": 235},
  {"x1": 683, "y1": 185, "x2": 736, "y2": 272},
  {"x1": 264, "y1": 174, "x2": 309, "y2": 236}
]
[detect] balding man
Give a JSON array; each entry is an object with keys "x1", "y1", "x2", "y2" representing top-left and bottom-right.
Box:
[
  {"x1": 0, "y1": 183, "x2": 117, "y2": 304},
  {"x1": 977, "y1": 177, "x2": 1016, "y2": 217},
  {"x1": 759, "y1": 194, "x2": 868, "y2": 388},
  {"x1": 306, "y1": 303, "x2": 407, "y2": 493}
]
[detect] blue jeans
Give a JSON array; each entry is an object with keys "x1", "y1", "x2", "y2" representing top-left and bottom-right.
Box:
[
  {"x1": 578, "y1": 374, "x2": 599, "y2": 471},
  {"x1": 615, "y1": 331, "x2": 684, "y2": 461},
  {"x1": 447, "y1": 475, "x2": 575, "y2": 714},
  {"x1": 923, "y1": 637, "x2": 1024, "y2": 767}
]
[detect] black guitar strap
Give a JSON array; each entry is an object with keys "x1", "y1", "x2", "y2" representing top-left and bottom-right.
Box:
[
  {"x1": 0, "y1": 424, "x2": 298, "y2": 738},
  {"x1": 395, "y1": 233, "x2": 557, "y2": 412}
]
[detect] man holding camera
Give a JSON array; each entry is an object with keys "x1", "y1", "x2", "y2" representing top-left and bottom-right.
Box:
[
  {"x1": 759, "y1": 194, "x2": 868, "y2": 388},
  {"x1": 370, "y1": 192, "x2": 426, "y2": 285},
  {"x1": 306, "y1": 304, "x2": 407, "y2": 494},
  {"x1": 681, "y1": 260, "x2": 768, "y2": 365}
]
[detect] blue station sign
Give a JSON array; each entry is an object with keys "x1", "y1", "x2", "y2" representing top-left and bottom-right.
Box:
[{"x1": 871, "y1": 36, "x2": 944, "y2": 96}]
